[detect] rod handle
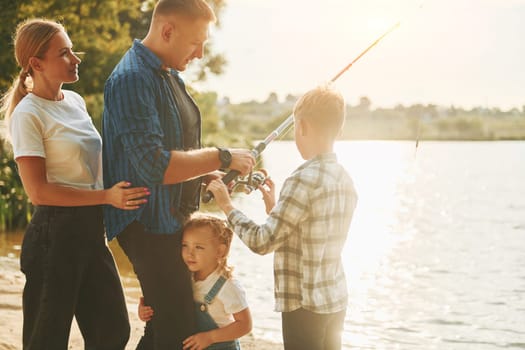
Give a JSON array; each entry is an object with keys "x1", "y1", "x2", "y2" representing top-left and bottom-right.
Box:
[{"x1": 202, "y1": 169, "x2": 241, "y2": 203}]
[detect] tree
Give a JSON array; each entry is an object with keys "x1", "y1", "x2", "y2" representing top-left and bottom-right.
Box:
[
  {"x1": 265, "y1": 92, "x2": 279, "y2": 105},
  {"x1": 358, "y1": 96, "x2": 371, "y2": 111},
  {"x1": 0, "y1": 0, "x2": 227, "y2": 96},
  {"x1": 0, "y1": 0, "x2": 142, "y2": 95},
  {"x1": 0, "y1": 1, "x2": 20, "y2": 90}
]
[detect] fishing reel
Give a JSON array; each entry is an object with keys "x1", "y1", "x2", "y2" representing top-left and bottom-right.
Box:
[{"x1": 231, "y1": 169, "x2": 268, "y2": 195}]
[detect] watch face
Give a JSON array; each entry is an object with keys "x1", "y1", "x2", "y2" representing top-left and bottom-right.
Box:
[{"x1": 219, "y1": 148, "x2": 232, "y2": 167}]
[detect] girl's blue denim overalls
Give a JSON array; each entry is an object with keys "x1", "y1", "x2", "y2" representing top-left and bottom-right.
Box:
[{"x1": 195, "y1": 276, "x2": 241, "y2": 350}]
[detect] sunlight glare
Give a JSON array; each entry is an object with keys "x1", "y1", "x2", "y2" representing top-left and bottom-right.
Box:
[
  {"x1": 337, "y1": 141, "x2": 415, "y2": 291},
  {"x1": 364, "y1": 17, "x2": 394, "y2": 38}
]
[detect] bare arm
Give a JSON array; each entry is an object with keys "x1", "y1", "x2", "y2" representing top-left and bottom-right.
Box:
[
  {"x1": 182, "y1": 308, "x2": 252, "y2": 350},
  {"x1": 163, "y1": 148, "x2": 255, "y2": 184},
  {"x1": 17, "y1": 156, "x2": 149, "y2": 209}
]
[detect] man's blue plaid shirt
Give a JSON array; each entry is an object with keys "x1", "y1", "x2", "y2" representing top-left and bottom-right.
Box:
[{"x1": 102, "y1": 39, "x2": 200, "y2": 240}]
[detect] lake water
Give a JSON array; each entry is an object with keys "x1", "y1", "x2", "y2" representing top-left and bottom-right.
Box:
[{"x1": 1, "y1": 140, "x2": 525, "y2": 349}]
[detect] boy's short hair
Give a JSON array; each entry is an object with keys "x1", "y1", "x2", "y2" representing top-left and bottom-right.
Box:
[
  {"x1": 153, "y1": 0, "x2": 216, "y2": 22},
  {"x1": 293, "y1": 84, "x2": 346, "y2": 139}
]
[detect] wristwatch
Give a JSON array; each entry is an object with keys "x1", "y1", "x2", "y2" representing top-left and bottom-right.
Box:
[{"x1": 216, "y1": 147, "x2": 232, "y2": 169}]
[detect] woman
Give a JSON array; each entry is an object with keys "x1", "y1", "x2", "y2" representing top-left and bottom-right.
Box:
[{"x1": 0, "y1": 19, "x2": 149, "y2": 349}]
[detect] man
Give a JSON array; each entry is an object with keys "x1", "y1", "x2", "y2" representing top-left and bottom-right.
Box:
[{"x1": 102, "y1": 1, "x2": 255, "y2": 349}]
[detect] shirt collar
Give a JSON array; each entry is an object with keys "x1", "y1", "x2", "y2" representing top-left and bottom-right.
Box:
[
  {"x1": 305, "y1": 152, "x2": 337, "y2": 166},
  {"x1": 131, "y1": 39, "x2": 164, "y2": 73},
  {"x1": 131, "y1": 39, "x2": 183, "y2": 82},
  {"x1": 192, "y1": 268, "x2": 222, "y2": 285}
]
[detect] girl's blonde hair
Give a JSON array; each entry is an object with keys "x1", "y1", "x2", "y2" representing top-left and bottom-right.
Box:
[
  {"x1": 184, "y1": 213, "x2": 234, "y2": 279},
  {"x1": 0, "y1": 19, "x2": 65, "y2": 121}
]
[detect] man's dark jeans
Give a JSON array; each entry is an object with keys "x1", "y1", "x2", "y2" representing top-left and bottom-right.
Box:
[{"x1": 117, "y1": 221, "x2": 195, "y2": 350}]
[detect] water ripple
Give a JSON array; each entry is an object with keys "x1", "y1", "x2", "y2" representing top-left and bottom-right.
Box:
[
  {"x1": 385, "y1": 326, "x2": 419, "y2": 333},
  {"x1": 426, "y1": 318, "x2": 468, "y2": 326},
  {"x1": 443, "y1": 338, "x2": 502, "y2": 347},
  {"x1": 477, "y1": 327, "x2": 525, "y2": 336}
]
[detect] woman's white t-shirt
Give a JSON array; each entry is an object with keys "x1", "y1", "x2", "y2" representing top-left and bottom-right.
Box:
[
  {"x1": 193, "y1": 270, "x2": 249, "y2": 328},
  {"x1": 9, "y1": 90, "x2": 103, "y2": 190}
]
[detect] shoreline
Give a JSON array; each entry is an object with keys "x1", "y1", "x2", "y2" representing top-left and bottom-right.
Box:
[{"x1": 0, "y1": 257, "x2": 282, "y2": 350}]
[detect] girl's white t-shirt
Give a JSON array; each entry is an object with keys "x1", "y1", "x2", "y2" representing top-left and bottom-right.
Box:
[
  {"x1": 9, "y1": 90, "x2": 103, "y2": 190},
  {"x1": 193, "y1": 270, "x2": 249, "y2": 328}
]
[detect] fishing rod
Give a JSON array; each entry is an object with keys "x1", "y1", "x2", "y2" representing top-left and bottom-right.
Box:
[{"x1": 202, "y1": 21, "x2": 400, "y2": 203}]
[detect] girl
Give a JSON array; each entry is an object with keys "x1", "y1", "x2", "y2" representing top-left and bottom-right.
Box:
[
  {"x1": 1, "y1": 19, "x2": 149, "y2": 349},
  {"x1": 139, "y1": 214, "x2": 252, "y2": 350}
]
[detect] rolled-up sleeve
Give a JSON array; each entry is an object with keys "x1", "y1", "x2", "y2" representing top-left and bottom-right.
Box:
[{"x1": 105, "y1": 70, "x2": 171, "y2": 185}]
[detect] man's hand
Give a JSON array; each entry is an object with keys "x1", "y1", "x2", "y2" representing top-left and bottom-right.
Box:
[{"x1": 228, "y1": 149, "x2": 256, "y2": 176}]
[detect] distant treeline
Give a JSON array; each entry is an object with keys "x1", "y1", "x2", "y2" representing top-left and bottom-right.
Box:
[{"x1": 218, "y1": 94, "x2": 525, "y2": 141}]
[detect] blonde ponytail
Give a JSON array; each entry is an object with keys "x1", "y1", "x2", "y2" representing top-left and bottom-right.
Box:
[{"x1": 1, "y1": 70, "x2": 31, "y2": 121}]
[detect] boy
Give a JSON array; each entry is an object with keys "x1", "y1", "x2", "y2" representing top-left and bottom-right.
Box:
[{"x1": 207, "y1": 84, "x2": 358, "y2": 350}]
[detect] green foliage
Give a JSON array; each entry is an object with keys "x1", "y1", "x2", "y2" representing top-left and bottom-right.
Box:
[
  {"x1": 84, "y1": 93, "x2": 104, "y2": 130},
  {"x1": 0, "y1": 141, "x2": 32, "y2": 231},
  {"x1": 0, "y1": 0, "x2": 145, "y2": 95},
  {"x1": 193, "y1": 90, "x2": 252, "y2": 148}
]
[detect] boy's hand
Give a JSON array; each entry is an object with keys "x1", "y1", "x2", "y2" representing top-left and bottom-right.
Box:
[
  {"x1": 182, "y1": 332, "x2": 213, "y2": 350},
  {"x1": 202, "y1": 170, "x2": 225, "y2": 186},
  {"x1": 207, "y1": 180, "x2": 235, "y2": 214},
  {"x1": 258, "y1": 177, "x2": 276, "y2": 214},
  {"x1": 138, "y1": 296, "x2": 154, "y2": 322}
]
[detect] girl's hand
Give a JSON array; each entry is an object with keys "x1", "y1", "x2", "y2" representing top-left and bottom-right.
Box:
[
  {"x1": 258, "y1": 177, "x2": 276, "y2": 214},
  {"x1": 182, "y1": 332, "x2": 213, "y2": 350},
  {"x1": 138, "y1": 296, "x2": 154, "y2": 322},
  {"x1": 106, "y1": 181, "x2": 150, "y2": 210}
]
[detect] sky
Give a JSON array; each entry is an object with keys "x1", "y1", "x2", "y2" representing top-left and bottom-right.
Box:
[{"x1": 191, "y1": 0, "x2": 525, "y2": 110}]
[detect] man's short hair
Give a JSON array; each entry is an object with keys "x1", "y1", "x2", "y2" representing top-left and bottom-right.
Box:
[
  {"x1": 293, "y1": 84, "x2": 346, "y2": 139},
  {"x1": 153, "y1": 0, "x2": 216, "y2": 22}
]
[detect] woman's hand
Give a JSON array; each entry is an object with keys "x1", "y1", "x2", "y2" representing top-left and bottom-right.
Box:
[
  {"x1": 106, "y1": 181, "x2": 150, "y2": 210},
  {"x1": 138, "y1": 296, "x2": 154, "y2": 322}
]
